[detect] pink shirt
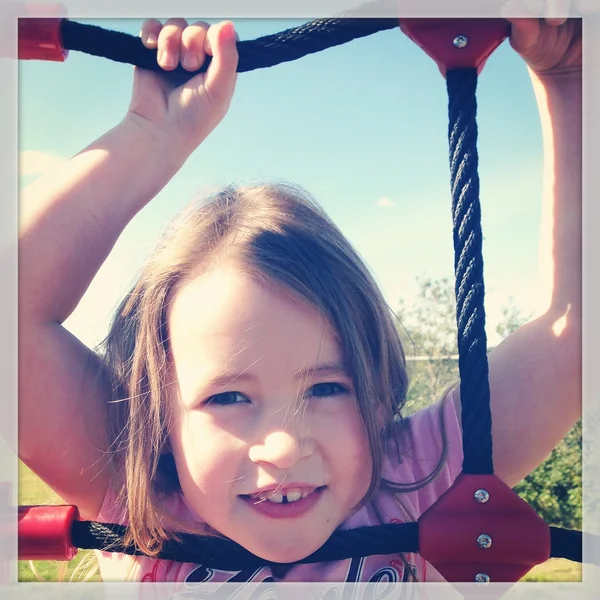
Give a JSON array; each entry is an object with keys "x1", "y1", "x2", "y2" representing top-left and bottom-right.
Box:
[{"x1": 95, "y1": 394, "x2": 463, "y2": 584}]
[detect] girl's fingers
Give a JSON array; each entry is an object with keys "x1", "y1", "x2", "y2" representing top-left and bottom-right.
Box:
[
  {"x1": 544, "y1": 0, "x2": 571, "y2": 19},
  {"x1": 180, "y1": 21, "x2": 210, "y2": 72},
  {"x1": 544, "y1": 0, "x2": 571, "y2": 23},
  {"x1": 506, "y1": 17, "x2": 541, "y2": 53},
  {"x1": 140, "y1": 19, "x2": 162, "y2": 48},
  {"x1": 204, "y1": 21, "x2": 238, "y2": 102},
  {"x1": 202, "y1": 21, "x2": 239, "y2": 100},
  {"x1": 157, "y1": 18, "x2": 189, "y2": 70}
]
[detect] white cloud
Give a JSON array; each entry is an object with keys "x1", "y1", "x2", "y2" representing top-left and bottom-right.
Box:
[
  {"x1": 19, "y1": 150, "x2": 66, "y2": 176},
  {"x1": 375, "y1": 196, "x2": 395, "y2": 208}
]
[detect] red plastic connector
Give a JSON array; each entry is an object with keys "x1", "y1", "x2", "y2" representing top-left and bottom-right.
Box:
[
  {"x1": 418, "y1": 473, "x2": 551, "y2": 582},
  {"x1": 399, "y1": 18, "x2": 510, "y2": 77},
  {"x1": 18, "y1": 18, "x2": 68, "y2": 62},
  {"x1": 18, "y1": 505, "x2": 79, "y2": 561}
]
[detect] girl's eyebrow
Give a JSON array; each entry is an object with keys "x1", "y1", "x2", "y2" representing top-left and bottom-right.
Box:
[
  {"x1": 293, "y1": 363, "x2": 351, "y2": 380},
  {"x1": 206, "y1": 372, "x2": 256, "y2": 388},
  {"x1": 205, "y1": 363, "x2": 351, "y2": 388},
  {"x1": 206, "y1": 356, "x2": 264, "y2": 388}
]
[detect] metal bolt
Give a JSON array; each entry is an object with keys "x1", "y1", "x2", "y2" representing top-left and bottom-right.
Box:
[
  {"x1": 477, "y1": 534, "x2": 493, "y2": 549},
  {"x1": 474, "y1": 489, "x2": 490, "y2": 504},
  {"x1": 453, "y1": 35, "x2": 468, "y2": 49},
  {"x1": 475, "y1": 573, "x2": 491, "y2": 583}
]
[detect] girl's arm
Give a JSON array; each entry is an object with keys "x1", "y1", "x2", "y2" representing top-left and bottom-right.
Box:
[
  {"x1": 19, "y1": 120, "x2": 189, "y2": 519},
  {"x1": 456, "y1": 18, "x2": 582, "y2": 487},
  {"x1": 18, "y1": 19, "x2": 238, "y2": 519}
]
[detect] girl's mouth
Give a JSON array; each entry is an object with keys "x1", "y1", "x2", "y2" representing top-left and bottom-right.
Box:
[{"x1": 240, "y1": 486, "x2": 326, "y2": 519}]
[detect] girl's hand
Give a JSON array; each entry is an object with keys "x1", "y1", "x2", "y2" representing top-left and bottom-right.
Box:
[
  {"x1": 502, "y1": 1, "x2": 586, "y2": 75},
  {"x1": 507, "y1": 17, "x2": 581, "y2": 74},
  {"x1": 125, "y1": 18, "x2": 239, "y2": 154}
]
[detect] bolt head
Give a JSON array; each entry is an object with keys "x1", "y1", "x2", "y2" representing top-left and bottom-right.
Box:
[
  {"x1": 477, "y1": 533, "x2": 493, "y2": 549},
  {"x1": 474, "y1": 489, "x2": 490, "y2": 503},
  {"x1": 453, "y1": 35, "x2": 468, "y2": 49},
  {"x1": 475, "y1": 573, "x2": 491, "y2": 583}
]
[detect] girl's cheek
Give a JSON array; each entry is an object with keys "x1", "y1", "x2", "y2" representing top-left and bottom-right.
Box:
[
  {"x1": 315, "y1": 403, "x2": 370, "y2": 457},
  {"x1": 179, "y1": 416, "x2": 244, "y2": 464}
]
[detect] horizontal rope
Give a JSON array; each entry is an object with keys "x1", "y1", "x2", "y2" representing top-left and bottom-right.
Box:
[
  {"x1": 72, "y1": 518, "x2": 582, "y2": 568},
  {"x1": 73, "y1": 520, "x2": 418, "y2": 569},
  {"x1": 60, "y1": 17, "x2": 398, "y2": 86},
  {"x1": 549, "y1": 527, "x2": 582, "y2": 563}
]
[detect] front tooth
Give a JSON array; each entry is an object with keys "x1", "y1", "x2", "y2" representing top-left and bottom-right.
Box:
[
  {"x1": 286, "y1": 490, "x2": 302, "y2": 502},
  {"x1": 301, "y1": 489, "x2": 313, "y2": 499},
  {"x1": 266, "y1": 492, "x2": 284, "y2": 503}
]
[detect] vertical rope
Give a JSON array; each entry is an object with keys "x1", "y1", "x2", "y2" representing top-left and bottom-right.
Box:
[{"x1": 446, "y1": 68, "x2": 493, "y2": 475}]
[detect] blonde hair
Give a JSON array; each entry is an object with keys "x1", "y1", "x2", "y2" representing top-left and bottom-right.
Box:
[{"x1": 100, "y1": 182, "x2": 414, "y2": 556}]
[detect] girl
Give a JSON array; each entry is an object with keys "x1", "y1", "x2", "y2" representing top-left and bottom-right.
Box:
[{"x1": 18, "y1": 15, "x2": 581, "y2": 584}]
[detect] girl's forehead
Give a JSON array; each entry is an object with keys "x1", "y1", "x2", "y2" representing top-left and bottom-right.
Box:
[{"x1": 168, "y1": 264, "x2": 343, "y2": 367}]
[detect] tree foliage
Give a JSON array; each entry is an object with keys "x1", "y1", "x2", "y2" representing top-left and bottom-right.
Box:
[
  {"x1": 396, "y1": 276, "x2": 459, "y2": 415},
  {"x1": 513, "y1": 420, "x2": 581, "y2": 529},
  {"x1": 396, "y1": 276, "x2": 581, "y2": 530}
]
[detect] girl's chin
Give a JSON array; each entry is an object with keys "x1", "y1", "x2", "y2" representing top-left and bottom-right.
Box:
[
  {"x1": 234, "y1": 533, "x2": 328, "y2": 564},
  {"x1": 247, "y1": 545, "x2": 318, "y2": 565}
]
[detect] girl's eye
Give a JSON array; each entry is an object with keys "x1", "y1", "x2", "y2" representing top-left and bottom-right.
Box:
[
  {"x1": 205, "y1": 392, "x2": 249, "y2": 406},
  {"x1": 308, "y1": 382, "x2": 350, "y2": 398}
]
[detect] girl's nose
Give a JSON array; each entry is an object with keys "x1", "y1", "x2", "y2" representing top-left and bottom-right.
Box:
[{"x1": 248, "y1": 430, "x2": 315, "y2": 470}]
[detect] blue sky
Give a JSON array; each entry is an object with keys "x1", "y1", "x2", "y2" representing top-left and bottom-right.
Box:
[{"x1": 19, "y1": 17, "x2": 545, "y2": 348}]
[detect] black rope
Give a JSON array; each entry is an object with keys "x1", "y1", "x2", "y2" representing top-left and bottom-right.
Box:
[
  {"x1": 446, "y1": 68, "x2": 494, "y2": 475},
  {"x1": 72, "y1": 519, "x2": 583, "y2": 567},
  {"x1": 72, "y1": 520, "x2": 419, "y2": 569},
  {"x1": 549, "y1": 527, "x2": 582, "y2": 562},
  {"x1": 59, "y1": 17, "x2": 398, "y2": 86}
]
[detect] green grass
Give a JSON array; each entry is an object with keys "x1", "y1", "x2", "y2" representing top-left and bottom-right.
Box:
[
  {"x1": 522, "y1": 559, "x2": 581, "y2": 582},
  {"x1": 18, "y1": 461, "x2": 581, "y2": 583}
]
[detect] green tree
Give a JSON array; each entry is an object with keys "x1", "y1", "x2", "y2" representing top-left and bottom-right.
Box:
[
  {"x1": 396, "y1": 276, "x2": 459, "y2": 415},
  {"x1": 514, "y1": 420, "x2": 582, "y2": 529},
  {"x1": 397, "y1": 277, "x2": 582, "y2": 530}
]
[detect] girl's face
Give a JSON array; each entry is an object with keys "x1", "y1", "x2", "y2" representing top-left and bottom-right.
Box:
[{"x1": 166, "y1": 263, "x2": 372, "y2": 562}]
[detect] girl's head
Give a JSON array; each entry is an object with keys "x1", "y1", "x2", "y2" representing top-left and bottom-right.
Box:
[{"x1": 103, "y1": 182, "x2": 409, "y2": 561}]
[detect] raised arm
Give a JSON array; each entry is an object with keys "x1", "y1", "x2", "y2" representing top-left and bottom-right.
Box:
[
  {"x1": 455, "y1": 17, "x2": 582, "y2": 487},
  {"x1": 18, "y1": 19, "x2": 238, "y2": 518}
]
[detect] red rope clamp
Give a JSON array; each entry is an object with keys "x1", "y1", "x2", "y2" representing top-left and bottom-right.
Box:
[
  {"x1": 18, "y1": 18, "x2": 68, "y2": 62},
  {"x1": 399, "y1": 18, "x2": 510, "y2": 76},
  {"x1": 418, "y1": 474, "x2": 551, "y2": 582},
  {"x1": 18, "y1": 505, "x2": 79, "y2": 561}
]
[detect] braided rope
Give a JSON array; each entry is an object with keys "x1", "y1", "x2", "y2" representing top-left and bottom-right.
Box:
[
  {"x1": 446, "y1": 68, "x2": 493, "y2": 475},
  {"x1": 60, "y1": 18, "x2": 398, "y2": 86},
  {"x1": 72, "y1": 520, "x2": 419, "y2": 569},
  {"x1": 72, "y1": 519, "x2": 582, "y2": 567}
]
